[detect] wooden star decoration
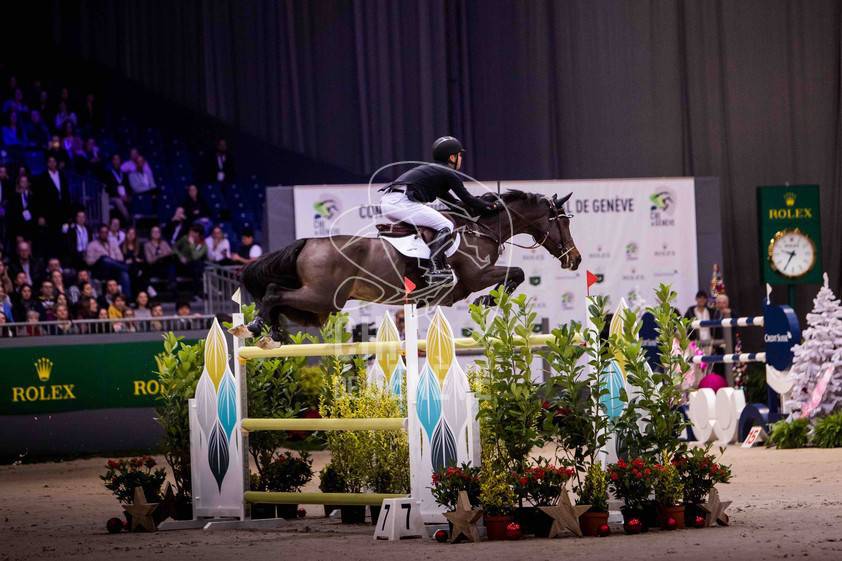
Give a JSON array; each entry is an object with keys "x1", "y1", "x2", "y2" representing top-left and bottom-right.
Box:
[
  {"x1": 123, "y1": 486, "x2": 159, "y2": 532},
  {"x1": 154, "y1": 483, "x2": 176, "y2": 524},
  {"x1": 538, "y1": 490, "x2": 590, "y2": 538},
  {"x1": 442, "y1": 491, "x2": 482, "y2": 543},
  {"x1": 700, "y1": 487, "x2": 732, "y2": 527}
]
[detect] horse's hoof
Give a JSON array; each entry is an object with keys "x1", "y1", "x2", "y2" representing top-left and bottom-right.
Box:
[
  {"x1": 228, "y1": 324, "x2": 251, "y2": 339},
  {"x1": 256, "y1": 336, "x2": 281, "y2": 350}
]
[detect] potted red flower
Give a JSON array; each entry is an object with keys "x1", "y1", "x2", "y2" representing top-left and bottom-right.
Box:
[
  {"x1": 431, "y1": 463, "x2": 481, "y2": 533},
  {"x1": 513, "y1": 460, "x2": 575, "y2": 537},
  {"x1": 608, "y1": 457, "x2": 656, "y2": 531},
  {"x1": 674, "y1": 447, "x2": 732, "y2": 527},
  {"x1": 100, "y1": 456, "x2": 167, "y2": 526}
]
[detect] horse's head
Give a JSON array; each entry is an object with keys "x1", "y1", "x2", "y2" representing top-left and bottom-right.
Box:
[{"x1": 500, "y1": 191, "x2": 581, "y2": 270}]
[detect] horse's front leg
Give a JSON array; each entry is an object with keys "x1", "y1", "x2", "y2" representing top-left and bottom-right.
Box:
[{"x1": 465, "y1": 266, "x2": 525, "y2": 307}]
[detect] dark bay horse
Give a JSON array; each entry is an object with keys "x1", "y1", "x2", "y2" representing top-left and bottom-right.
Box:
[{"x1": 237, "y1": 190, "x2": 581, "y2": 342}]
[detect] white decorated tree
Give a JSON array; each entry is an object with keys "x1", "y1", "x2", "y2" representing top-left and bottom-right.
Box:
[{"x1": 789, "y1": 274, "x2": 842, "y2": 411}]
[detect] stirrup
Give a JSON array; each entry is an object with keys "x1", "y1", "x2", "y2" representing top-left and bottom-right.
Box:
[{"x1": 424, "y1": 268, "x2": 456, "y2": 286}]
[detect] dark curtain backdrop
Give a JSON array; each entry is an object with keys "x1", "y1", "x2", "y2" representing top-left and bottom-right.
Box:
[{"x1": 47, "y1": 0, "x2": 842, "y2": 317}]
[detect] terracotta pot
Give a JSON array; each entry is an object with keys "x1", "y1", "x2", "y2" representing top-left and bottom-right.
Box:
[
  {"x1": 483, "y1": 514, "x2": 513, "y2": 541},
  {"x1": 579, "y1": 510, "x2": 609, "y2": 537},
  {"x1": 657, "y1": 504, "x2": 686, "y2": 529}
]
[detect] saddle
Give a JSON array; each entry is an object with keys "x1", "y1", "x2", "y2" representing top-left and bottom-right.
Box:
[{"x1": 376, "y1": 222, "x2": 434, "y2": 242}]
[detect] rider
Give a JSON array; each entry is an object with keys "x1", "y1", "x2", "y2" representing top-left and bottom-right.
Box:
[{"x1": 380, "y1": 136, "x2": 497, "y2": 284}]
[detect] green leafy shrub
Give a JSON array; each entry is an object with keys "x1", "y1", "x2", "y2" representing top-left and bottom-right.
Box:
[
  {"x1": 812, "y1": 412, "x2": 842, "y2": 448},
  {"x1": 478, "y1": 456, "x2": 517, "y2": 516},
  {"x1": 768, "y1": 418, "x2": 811, "y2": 449},
  {"x1": 318, "y1": 464, "x2": 347, "y2": 492},
  {"x1": 154, "y1": 333, "x2": 205, "y2": 501},
  {"x1": 578, "y1": 463, "x2": 609, "y2": 513},
  {"x1": 674, "y1": 446, "x2": 732, "y2": 504},
  {"x1": 653, "y1": 455, "x2": 683, "y2": 507},
  {"x1": 251, "y1": 451, "x2": 313, "y2": 492}
]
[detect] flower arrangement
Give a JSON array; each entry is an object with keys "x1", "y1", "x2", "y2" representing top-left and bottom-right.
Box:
[
  {"x1": 430, "y1": 463, "x2": 482, "y2": 510},
  {"x1": 513, "y1": 460, "x2": 575, "y2": 507},
  {"x1": 100, "y1": 456, "x2": 167, "y2": 504},
  {"x1": 607, "y1": 457, "x2": 654, "y2": 512},
  {"x1": 674, "y1": 447, "x2": 732, "y2": 504}
]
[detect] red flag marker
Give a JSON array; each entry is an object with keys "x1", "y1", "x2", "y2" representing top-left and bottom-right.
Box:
[
  {"x1": 586, "y1": 270, "x2": 598, "y2": 297},
  {"x1": 404, "y1": 276, "x2": 416, "y2": 295}
]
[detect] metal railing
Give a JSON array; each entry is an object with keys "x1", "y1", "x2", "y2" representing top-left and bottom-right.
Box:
[
  {"x1": 203, "y1": 264, "x2": 244, "y2": 315},
  {"x1": 0, "y1": 315, "x2": 215, "y2": 338}
]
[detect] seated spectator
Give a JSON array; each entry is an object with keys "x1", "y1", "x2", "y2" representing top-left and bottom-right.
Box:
[
  {"x1": 85, "y1": 225, "x2": 131, "y2": 297},
  {"x1": 121, "y1": 227, "x2": 144, "y2": 285},
  {"x1": 231, "y1": 228, "x2": 263, "y2": 265},
  {"x1": 2, "y1": 87, "x2": 28, "y2": 114},
  {"x1": 165, "y1": 207, "x2": 188, "y2": 244},
  {"x1": 24, "y1": 309, "x2": 43, "y2": 337},
  {"x1": 122, "y1": 308, "x2": 138, "y2": 333},
  {"x1": 133, "y1": 291, "x2": 151, "y2": 318},
  {"x1": 71, "y1": 281, "x2": 95, "y2": 314},
  {"x1": 0, "y1": 285, "x2": 14, "y2": 322},
  {"x1": 108, "y1": 294, "x2": 127, "y2": 319},
  {"x1": 77, "y1": 296, "x2": 99, "y2": 321},
  {"x1": 35, "y1": 90, "x2": 51, "y2": 125},
  {"x1": 100, "y1": 154, "x2": 130, "y2": 223},
  {"x1": 144, "y1": 225, "x2": 176, "y2": 285},
  {"x1": 0, "y1": 310, "x2": 13, "y2": 337},
  {"x1": 9, "y1": 240, "x2": 44, "y2": 287},
  {"x1": 46, "y1": 135, "x2": 69, "y2": 169},
  {"x1": 176, "y1": 301, "x2": 196, "y2": 330},
  {"x1": 80, "y1": 137, "x2": 102, "y2": 169},
  {"x1": 60, "y1": 121, "x2": 86, "y2": 165},
  {"x1": 108, "y1": 217, "x2": 126, "y2": 246},
  {"x1": 206, "y1": 226, "x2": 231, "y2": 264},
  {"x1": 97, "y1": 278, "x2": 122, "y2": 309},
  {"x1": 175, "y1": 225, "x2": 208, "y2": 294},
  {"x1": 65, "y1": 209, "x2": 91, "y2": 270},
  {"x1": 205, "y1": 138, "x2": 235, "y2": 185},
  {"x1": 128, "y1": 155, "x2": 156, "y2": 194},
  {"x1": 50, "y1": 269, "x2": 67, "y2": 299},
  {"x1": 2, "y1": 110, "x2": 27, "y2": 146},
  {"x1": 150, "y1": 302, "x2": 165, "y2": 331},
  {"x1": 96, "y1": 307, "x2": 113, "y2": 334},
  {"x1": 54, "y1": 303, "x2": 75, "y2": 335},
  {"x1": 24, "y1": 110, "x2": 50, "y2": 148},
  {"x1": 12, "y1": 271, "x2": 28, "y2": 293},
  {"x1": 54, "y1": 100, "x2": 77, "y2": 131},
  {"x1": 120, "y1": 147, "x2": 141, "y2": 173},
  {"x1": 68, "y1": 269, "x2": 95, "y2": 304},
  {"x1": 182, "y1": 184, "x2": 211, "y2": 224},
  {"x1": 38, "y1": 280, "x2": 57, "y2": 319},
  {"x1": 78, "y1": 93, "x2": 100, "y2": 134},
  {"x1": 0, "y1": 261, "x2": 13, "y2": 295},
  {"x1": 12, "y1": 284, "x2": 42, "y2": 323}
]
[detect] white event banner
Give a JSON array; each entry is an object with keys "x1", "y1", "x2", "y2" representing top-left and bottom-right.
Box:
[{"x1": 292, "y1": 178, "x2": 698, "y2": 337}]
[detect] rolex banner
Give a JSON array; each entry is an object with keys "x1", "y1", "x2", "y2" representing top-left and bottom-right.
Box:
[
  {"x1": 0, "y1": 341, "x2": 189, "y2": 415},
  {"x1": 292, "y1": 178, "x2": 699, "y2": 336}
]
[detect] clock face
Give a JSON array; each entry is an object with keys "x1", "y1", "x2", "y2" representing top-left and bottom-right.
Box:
[{"x1": 768, "y1": 229, "x2": 816, "y2": 278}]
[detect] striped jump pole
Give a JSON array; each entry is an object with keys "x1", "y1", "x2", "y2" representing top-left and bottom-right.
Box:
[
  {"x1": 692, "y1": 352, "x2": 766, "y2": 364},
  {"x1": 690, "y1": 316, "x2": 764, "y2": 329}
]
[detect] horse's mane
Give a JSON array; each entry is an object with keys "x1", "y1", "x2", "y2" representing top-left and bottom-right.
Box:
[{"x1": 478, "y1": 189, "x2": 547, "y2": 209}]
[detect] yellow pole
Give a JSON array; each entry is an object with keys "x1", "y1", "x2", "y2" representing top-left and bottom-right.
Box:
[
  {"x1": 244, "y1": 491, "x2": 407, "y2": 505},
  {"x1": 241, "y1": 417, "x2": 407, "y2": 432}
]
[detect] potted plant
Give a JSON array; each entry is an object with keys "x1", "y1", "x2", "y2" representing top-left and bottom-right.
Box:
[
  {"x1": 514, "y1": 460, "x2": 575, "y2": 537},
  {"x1": 479, "y1": 460, "x2": 516, "y2": 540},
  {"x1": 318, "y1": 464, "x2": 346, "y2": 517},
  {"x1": 431, "y1": 463, "x2": 481, "y2": 532},
  {"x1": 250, "y1": 451, "x2": 313, "y2": 519},
  {"x1": 154, "y1": 332, "x2": 205, "y2": 519},
  {"x1": 101, "y1": 456, "x2": 167, "y2": 526},
  {"x1": 674, "y1": 446, "x2": 732, "y2": 527},
  {"x1": 652, "y1": 454, "x2": 685, "y2": 529},
  {"x1": 608, "y1": 457, "x2": 655, "y2": 531},
  {"x1": 578, "y1": 463, "x2": 610, "y2": 536}
]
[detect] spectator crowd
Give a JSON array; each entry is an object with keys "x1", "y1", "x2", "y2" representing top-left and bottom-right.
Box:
[{"x1": 0, "y1": 74, "x2": 263, "y2": 336}]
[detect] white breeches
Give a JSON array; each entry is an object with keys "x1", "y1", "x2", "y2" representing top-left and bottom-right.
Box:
[{"x1": 380, "y1": 192, "x2": 454, "y2": 232}]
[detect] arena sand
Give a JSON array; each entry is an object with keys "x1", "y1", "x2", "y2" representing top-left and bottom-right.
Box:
[{"x1": 1, "y1": 447, "x2": 841, "y2": 561}]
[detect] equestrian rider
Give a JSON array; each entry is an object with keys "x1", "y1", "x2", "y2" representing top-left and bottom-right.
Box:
[{"x1": 380, "y1": 136, "x2": 498, "y2": 284}]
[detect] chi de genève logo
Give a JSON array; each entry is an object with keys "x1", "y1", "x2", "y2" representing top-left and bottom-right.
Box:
[
  {"x1": 625, "y1": 242, "x2": 639, "y2": 261},
  {"x1": 529, "y1": 275, "x2": 541, "y2": 286},
  {"x1": 649, "y1": 188, "x2": 676, "y2": 227},
  {"x1": 11, "y1": 358, "x2": 77, "y2": 403},
  {"x1": 313, "y1": 196, "x2": 341, "y2": 235}
]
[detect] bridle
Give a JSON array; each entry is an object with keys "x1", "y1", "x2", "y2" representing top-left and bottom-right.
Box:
[{"x1": 463, "y1": 196, "x2": 576, "y2": 265}]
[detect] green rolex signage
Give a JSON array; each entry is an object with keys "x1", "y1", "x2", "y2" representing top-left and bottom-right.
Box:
[
  {"x1": 0, "y1": 340, "x2": 193, "y2": 415},
  {"x1": 757, "y1": 185, "x2": 823, "y2": 285}
]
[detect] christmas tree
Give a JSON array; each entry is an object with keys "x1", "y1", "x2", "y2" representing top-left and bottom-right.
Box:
[{"x1": 788, "y1": 274, "x2": 842, "y2": 415}]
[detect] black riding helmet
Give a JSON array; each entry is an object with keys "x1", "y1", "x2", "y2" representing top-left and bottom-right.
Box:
[{"x1": 432, "y1": 136, "x2": 465, "y2": 164}]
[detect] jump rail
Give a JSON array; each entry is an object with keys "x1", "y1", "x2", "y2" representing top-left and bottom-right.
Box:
[{"x1": 690, "y1": 316, "x2": 763, "y2": 329}]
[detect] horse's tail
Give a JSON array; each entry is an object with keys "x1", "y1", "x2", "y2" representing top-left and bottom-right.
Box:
[{"x1": 241, "y1": 238, "x2": 306, "y2": 301}]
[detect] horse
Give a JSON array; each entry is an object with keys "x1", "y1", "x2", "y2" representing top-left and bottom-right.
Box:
[{"x1": 235, "y1": 190, "x2": 581, "y2": 343}]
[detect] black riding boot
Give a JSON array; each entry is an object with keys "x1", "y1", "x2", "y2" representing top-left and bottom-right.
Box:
[{"x1": 425, "y1": 228, "x2": 455, "y2": 285}]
